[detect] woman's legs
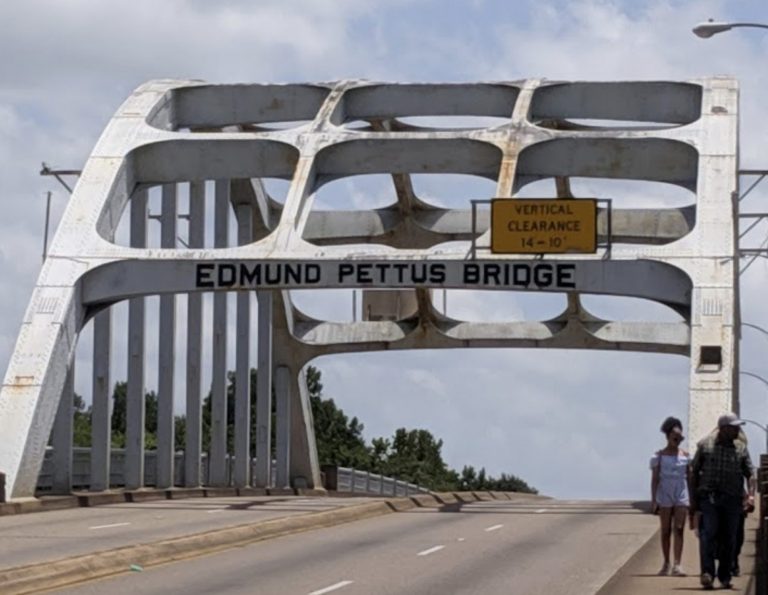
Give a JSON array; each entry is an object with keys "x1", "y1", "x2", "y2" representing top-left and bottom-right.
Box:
[
  {"x1": 659, "y1": 507, "x2": 672, "y2": 569},
  {"x1": 672, "y1": 506, "x2": 688, "y2": 567}
]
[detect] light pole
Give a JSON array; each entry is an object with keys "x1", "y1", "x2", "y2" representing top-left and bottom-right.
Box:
[
  {"x1": 693, "y1": 19, "x2": 768, "y2": 38},
  {"x1": 741, "y1": 418, "x2": 768, "y2": 453},
  {"x1": 742, "y1": 322, "x2": 768, "y2": 340},
  {"x1": 741, "y1": 370, "x2": 768, "y2": 391},
  {"x1": 739, "y1": 371, "x2": 768, "y2": 452}
]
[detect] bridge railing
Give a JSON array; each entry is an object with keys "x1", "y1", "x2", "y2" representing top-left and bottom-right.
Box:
[
  {"x1": 35, "y1": 448, "x2": 278, "y2": 491},
  {"x1": 323, "y1": 465, "x2": 430, "y2": 497}
]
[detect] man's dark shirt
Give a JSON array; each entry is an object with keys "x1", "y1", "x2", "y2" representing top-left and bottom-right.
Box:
[{"x1": 691, "y1": 433, "x2": 753, "y2": 498}]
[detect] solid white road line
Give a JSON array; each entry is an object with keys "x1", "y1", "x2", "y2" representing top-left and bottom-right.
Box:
[
  {"x1": 308, "y1": 580, "x2": 354, "y2": 595},
  {"x1": 206, "y1": 509, "x2": 226, "y2": 513},
  {"x1": 484, "y1": 524, "x2": 503, "y2": 532},
  {"x1": 417, "y1": 545, "x2": 446, "y2": 556},
  {"x1": 89, "y1": 522, "x2": 130, "y2": 530}
]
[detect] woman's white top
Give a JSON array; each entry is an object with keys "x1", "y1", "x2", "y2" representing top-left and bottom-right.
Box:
[{"x1": 650, "y1": 451, "x2": 690, "y2": 507}]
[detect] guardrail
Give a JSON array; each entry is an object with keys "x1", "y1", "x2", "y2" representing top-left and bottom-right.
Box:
[
  {"x1": 35, "y1": 450, "x2": 429, "y2": 497},
  {"x1": 35, "y1": 448, "x2": 276, "y2": 491},
  {"x1": 323, "y1": 465, "x2": 430, "y2": 496},
  {"x1": 758, "y1": 454, "x2": 768, "y2": 593}
]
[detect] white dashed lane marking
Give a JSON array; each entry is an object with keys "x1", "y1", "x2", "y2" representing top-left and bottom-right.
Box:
[
  {"x1": 484, "y1": 524, "x2": 504, "y2": 532},
  {"x1": 89, "y1": 522, "x2": 130, "y2": 530},
  {"x1": 417, "y1": 545, "x2": 446, "y2": 556},
  {"x1": 308, "y1": 580, "x2": 354, "y2": 595}
]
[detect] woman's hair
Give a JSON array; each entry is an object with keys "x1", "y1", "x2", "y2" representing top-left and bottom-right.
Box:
[{"x1": 660, "y1": 416, "x2": 683, "y2": 435}]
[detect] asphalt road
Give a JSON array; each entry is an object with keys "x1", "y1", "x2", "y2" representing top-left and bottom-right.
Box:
[
  {"x1": 0, "y1": 495, "x2": 372, "y2": 570},
  {"x1": 53, "y1": 499, "x2": 657, "y2": 595}
]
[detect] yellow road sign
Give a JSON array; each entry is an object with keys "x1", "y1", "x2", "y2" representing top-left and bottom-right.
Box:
[{"x1": 491, "y1": 199, "x2": 598, "y2": 254}]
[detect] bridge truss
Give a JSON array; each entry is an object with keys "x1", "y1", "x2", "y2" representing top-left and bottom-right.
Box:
[{"x1": 0, "y1": 78, "x2": 738, "y2": 500}]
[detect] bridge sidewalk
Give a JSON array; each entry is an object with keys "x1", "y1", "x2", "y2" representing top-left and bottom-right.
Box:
[{"x1": 598, "y1": 516, "x2": 758, "y2": 594}]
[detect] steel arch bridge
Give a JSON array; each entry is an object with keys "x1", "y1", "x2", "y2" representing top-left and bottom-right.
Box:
[{"x1": 0, "y1": 78, "x2": 738, "y2": 500}]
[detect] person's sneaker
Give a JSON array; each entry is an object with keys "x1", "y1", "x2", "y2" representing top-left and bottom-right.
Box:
[
  {"x1": 720, "y1": 580, "x2": 732, "y2": 590},
  {"x1": 671, "y1": 564, "x2": 686, "y2": 576},
  {"x1": 658, "y1": 562, "x2": 670, "y2": 576},
  {"x1": 700, "y1": 573, "x2": 714, "y2": 589}
]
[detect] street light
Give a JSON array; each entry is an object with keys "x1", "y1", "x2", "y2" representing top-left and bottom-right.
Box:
[
  {"x1": 693, "y1": 19, "x2": 768, "y2": 38},
  {"x1": 742, "y1": 322, "x2": 768, "y2": 340},
  {"x1": 740, "y1": 371, "x2": 768, "y2": 452},
  {"x1": 741, "y1": 370, "x2": 768, "y2": 391},
  {"x1": 741, "y1": 418, "x2": 768, "y2": 453}
]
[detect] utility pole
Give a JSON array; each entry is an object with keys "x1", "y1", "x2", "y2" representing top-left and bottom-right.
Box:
[{"x1": 39, "y1": 162, "x2": 81, "y2": 261}]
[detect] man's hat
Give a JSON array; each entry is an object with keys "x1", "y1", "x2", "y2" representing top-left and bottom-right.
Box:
[{"x1": 717, "y1": 412, "x2": 746, "y2": 428}]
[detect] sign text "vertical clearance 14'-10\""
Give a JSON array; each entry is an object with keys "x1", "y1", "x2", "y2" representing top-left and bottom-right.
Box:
[{"x1": 491, "y1": 198, "x2": 598, "y2": 254}]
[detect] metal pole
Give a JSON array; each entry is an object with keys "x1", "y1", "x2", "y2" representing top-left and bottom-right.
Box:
[
  {"x1": 209, "y1": 180, "x2": 229, "y2": 486},
  {"x1": 255, "y1": 290, "x2": 273, "y2": 487},
  {"x1": 185, "y1": 181, "x2": 205, "y2": 487},
  {"x1": 742, "y1": 322, "x2": 768, "y2": 340},
  {"x1": 51, "y1": 364, "x2": 74, "y2": 494},
  {"x1": 42, "y1": 192, "x2": 52, "y2": 262},
  {"x1": 126, "y1": 190, "x2": 147, "y2": 490},
  {"x1": 742, "y1": 419, "x2": 768, "y2": 453},
  {"x1": 39, "y1": 164, "x2": 78, "y2": 194},
  {"x1": 157, "y1": 184, "x2": 177, "y2": 489},
  {"x1": 90, "y1": 310, "x2": 112, "y2": 491},
  {"x1": 233, "y1": 203, "x2": 252, "y2": 488},
  {"x1": 275, "y1": 365, "x2": 291, "y2": 489}
]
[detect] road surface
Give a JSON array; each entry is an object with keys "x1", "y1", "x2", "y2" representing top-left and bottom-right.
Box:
[
  {"x1": 0, "y1": 495, "x2": 372, "y2": 570},
  {"x1": 53, "y1": 499, "x2": 656, "y2": 595}
]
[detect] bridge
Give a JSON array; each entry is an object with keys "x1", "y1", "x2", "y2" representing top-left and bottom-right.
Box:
[{"x1": 0, "y1": 78, "x2": 753, "y2": 593}]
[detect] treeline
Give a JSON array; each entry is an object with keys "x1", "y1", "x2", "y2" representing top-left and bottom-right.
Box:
[
  {"x1": 68, "y1": 365, "x2": 536, "y2": 494},
  {"x1": 307, "y1": 367, "x2": 536, "y2": 493}
]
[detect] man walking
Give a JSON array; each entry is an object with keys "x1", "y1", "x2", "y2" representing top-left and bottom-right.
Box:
[{"x1": 690, "y1": 413, "x2": 755, "y2": 590}]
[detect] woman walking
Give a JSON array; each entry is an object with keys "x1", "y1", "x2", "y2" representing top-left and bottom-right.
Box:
[{"x1": 650, "y1": 416, "x2": 691, "y2": 576}]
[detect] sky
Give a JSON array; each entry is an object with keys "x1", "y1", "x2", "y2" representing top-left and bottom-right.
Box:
[{"x1": 2, "y1": 0, "x2": 768, "y2": 499}]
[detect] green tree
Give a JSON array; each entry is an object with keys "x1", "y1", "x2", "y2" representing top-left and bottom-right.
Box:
[
  {"x1": 458, "y1": 464, "x2": 536, "y2": 494},
  {"x1": 60, "y1": 367, "x2": 537, "y2": 495},
  {"x1": 375, "y1": 428, "x2": 458, "y2": 491},
  {"x1": 174, "y1": 415, "x2": 186, "y2": 451},
  {"x1": 201, "y1": 368, "x2": 258, "y2": 455},
  {"x1": 110, "y1": 381, "x2": 159, "y2": 449},
  {"x1": 459, "y1": 465, "x2": 478, "y2": 490},
  {"x1": 73, "y1": 394, "x2": 92, "y2": 447},
  {"x1": 308, "y1": 366, "x2": 371, "y2": 468},
  {"x1": 476, "y1": 467, "x2": 487, "y2": 490},
  {"x1": 487, "y1": 472, "x2": 537, "y2": 494}
]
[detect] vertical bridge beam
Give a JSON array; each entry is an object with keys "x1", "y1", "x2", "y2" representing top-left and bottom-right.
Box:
[
  {"x1": 274, "y1": 365, "x2": 290, "y2": 488},
  {"x1": 50, "y1": 365, "x2": 74, "y2": 494},
  {"x1": 125, "y1": 190, "x2": 147, "y2": 490},
  {"x1": 255, "y1": 291, "x2": 273, "y2": 488},
  {"x1": 209, "y1": 180, "x2": 229, "y2": 486},
  {"x1": 233, "y1": 201, "x2": 252, "y2": 488},
  {"x1": 185, "y1": 181, "x2": 205, "y2": 487},
  {"x1": 157, "y1": 184, "x2": 177, "y2": 489},
  {"x1": 90, "y1": 311, "x2": 111, "y2": 491}
]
